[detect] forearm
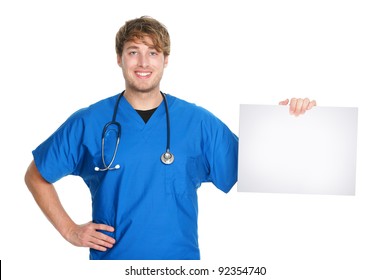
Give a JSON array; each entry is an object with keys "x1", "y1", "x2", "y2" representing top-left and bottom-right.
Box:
[
  {"x1": 24, "y1": 160, "x2": 76, "y2": 240},
  {"x1": 24, "y1": 160, "x2": 116, "y2": 251}
]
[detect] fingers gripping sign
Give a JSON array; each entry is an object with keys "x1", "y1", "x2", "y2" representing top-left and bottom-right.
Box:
[
  {"x1": 279, "y1": 98, "x2": 317, "y2": 116},
  {"x1": 67, "y1": 222, "x2": 116, "y2": 252}
]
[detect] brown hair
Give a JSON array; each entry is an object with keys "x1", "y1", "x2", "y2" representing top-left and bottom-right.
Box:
[{"x1": 115, "y1": 16, "x2": 170, "y2": 56}]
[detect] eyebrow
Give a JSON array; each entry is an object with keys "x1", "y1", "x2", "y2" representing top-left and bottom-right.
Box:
[
  {"x1": 125, "y1": 45, "x2": 157, "y2": 51},
  {"x1": 125, "y1": 45, "x2": 140, "y2": 50}
]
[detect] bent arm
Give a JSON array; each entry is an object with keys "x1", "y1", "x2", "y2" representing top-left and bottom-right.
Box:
[
  {"x1": 25, "y1": 160, "x2": 76, "y2": 240},
  {"x1": 24, "y1": 160, "x2": 115, "y2": 251}
]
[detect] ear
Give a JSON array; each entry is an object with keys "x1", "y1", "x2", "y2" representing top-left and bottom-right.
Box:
[
  {"x1": 117, "y1": 54, "x2": 122, "y2": 67},
  {"x1": 164, "y1": 55, "x2": 169, "y2": 68}
]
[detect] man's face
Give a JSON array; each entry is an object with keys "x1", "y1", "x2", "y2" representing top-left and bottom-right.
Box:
[{"x1": 117, "y1": 36, "x2": 168, "y2": 94}]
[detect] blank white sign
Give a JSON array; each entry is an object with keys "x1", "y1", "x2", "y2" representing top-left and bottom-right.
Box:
[{"x1": 238, "y1": 105, "x2": 358, "y2": 195}]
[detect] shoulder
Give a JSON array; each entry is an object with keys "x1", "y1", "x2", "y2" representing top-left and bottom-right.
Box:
[
  {"x1": 65, "y1": 94, "x2": 119, "y2": 123},
  {"x1": 49, "y1": 94, "x2": 120, "y2": 137},
  {"x1": 165, "y1": 93, "x2": 234, "y2": 138},
  {"x1": 166, "y1": 94, "x2": 219, "y2": 121}
]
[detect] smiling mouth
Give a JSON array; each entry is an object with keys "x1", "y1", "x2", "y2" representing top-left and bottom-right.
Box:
[{"x1": 136, "y1": 72, "x2": 151, "y2": 77}]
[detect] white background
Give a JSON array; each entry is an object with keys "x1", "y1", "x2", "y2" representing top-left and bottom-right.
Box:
[{"x1": 0, "y1": 0, "x2": 389, "y2": 279}]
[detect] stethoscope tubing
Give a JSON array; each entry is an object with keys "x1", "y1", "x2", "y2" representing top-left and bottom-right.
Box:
[{"x1": 95, "y1": 90, "x2": 174, "y2": 171}]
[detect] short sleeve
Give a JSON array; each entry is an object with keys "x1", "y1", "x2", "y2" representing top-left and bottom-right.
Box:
[
  {"x1": 202, "y1": 116, "x2": 238, "y2": 193},
  {"x1": 32, "y1": 109, "x2": 87, "y2": 183}
]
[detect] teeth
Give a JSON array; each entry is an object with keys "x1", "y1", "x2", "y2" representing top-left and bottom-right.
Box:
[{"x1": 136, "y1": 72, "x2": 151, "y2": 77}]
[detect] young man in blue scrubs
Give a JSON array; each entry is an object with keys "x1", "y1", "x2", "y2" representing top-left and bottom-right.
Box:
[{"x1": 24, "y1": 16, "x2": 316, "y2": 260}]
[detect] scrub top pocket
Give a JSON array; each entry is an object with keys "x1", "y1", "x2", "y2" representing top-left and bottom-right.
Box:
[{"x1": 165, "y1": 156, "x2": 207, "y2": 197}]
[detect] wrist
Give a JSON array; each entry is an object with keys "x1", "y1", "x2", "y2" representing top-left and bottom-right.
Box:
[{"x1": 59, "y1": 220, "x2": 78, "y2": 242}]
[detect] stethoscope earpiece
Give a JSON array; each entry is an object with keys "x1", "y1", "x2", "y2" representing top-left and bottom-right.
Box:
[{"x1": 94, "y1": 164, "x2": 121, "y2": 172}]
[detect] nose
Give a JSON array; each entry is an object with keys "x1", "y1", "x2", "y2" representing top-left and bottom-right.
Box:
[{"x1": 137, "y1": 53, "x2": 149, "y2": 67}]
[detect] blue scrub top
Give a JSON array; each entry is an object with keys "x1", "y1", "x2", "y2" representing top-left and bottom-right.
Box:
[{"x1": 33, "y1": 93, "x2": 238, "y2": 260}]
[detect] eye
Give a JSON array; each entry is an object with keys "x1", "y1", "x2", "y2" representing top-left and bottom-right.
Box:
[
  {"x1": 128, "y1": 51, "x2": 137, "y2": 55},
  {"x1": 150, "y1": 51, "x2": 158, "y2": 56}
]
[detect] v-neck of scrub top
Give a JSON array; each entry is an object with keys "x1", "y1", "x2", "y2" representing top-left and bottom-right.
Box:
[
  {"x1": 136, "y1": 107, "x2": 158, "y2": 123},
  {"x1": 116, "y1": 93, "x2": 174, "y2": 141}
]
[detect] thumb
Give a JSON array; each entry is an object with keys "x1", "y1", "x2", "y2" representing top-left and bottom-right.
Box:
[{"x1": 279, "y1": 99, "x2": 289, "y2": 105}]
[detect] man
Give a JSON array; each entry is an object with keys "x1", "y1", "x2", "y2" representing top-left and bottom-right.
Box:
[{"x1": 24, "y1": 16, "x2": 316, "y2": 260}]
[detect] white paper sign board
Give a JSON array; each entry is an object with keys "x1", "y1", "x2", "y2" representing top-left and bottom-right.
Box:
[{"x1": 238, "y1": 105, "x2": 358, "y2": 195}]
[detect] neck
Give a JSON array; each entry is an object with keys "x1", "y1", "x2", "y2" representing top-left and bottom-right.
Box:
[{"x1": 123, "y1": 89, "x2": 163, "y2": 110}]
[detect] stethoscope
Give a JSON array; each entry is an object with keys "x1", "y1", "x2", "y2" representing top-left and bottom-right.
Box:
[{"x1": 94, "y1": 90, "x2": 174, "y2": 172}]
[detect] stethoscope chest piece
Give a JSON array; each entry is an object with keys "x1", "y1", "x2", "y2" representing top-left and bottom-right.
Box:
[{"x1": 161, "y1": 151, "x2": 174, "y2": 165}]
